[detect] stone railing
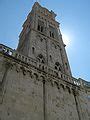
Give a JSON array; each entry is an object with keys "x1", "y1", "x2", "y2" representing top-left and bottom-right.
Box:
[
  {"x1": 0, "y1": 44, "x2": 37, "y2": 66},
  {"x1": 14, "y1": 52, "x2": 37, "y2": 67},
  {"x1": 1, "y1": 44, "x2": 89, "y2": 88},
  {"x1": 0, "y1": 44, "x2": 14, "y2": 56},
  {"x1": 73, "y1": 77, "x2": 81, "y2": 86},
  {"x1": 77, "y1": 78, "x2": 90, "y2": 88}
]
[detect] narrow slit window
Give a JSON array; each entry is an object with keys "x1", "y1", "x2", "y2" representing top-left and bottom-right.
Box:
[
  {"x1": 50, "y1": 31, "x2": 52, "y2": 37},
  {"x1": 41, "y1": 26, "x2": 43, "y2": 32},
  {"x1": 50, "y1": 55, "x2": 52, "y2": 61},
  {"x1": 52, "y1": 32, "x2": 54, "y2": 38},
  {"x1": 38, "y1": 25, "x2": 40, "y2": 31},
  {"x1": 32, "y1": 47, "x2": 35, "y2": 54}
]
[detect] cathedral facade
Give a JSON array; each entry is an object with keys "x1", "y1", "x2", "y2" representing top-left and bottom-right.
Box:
[{"x1": 0, "y1": 2, "x2": 90, "y2": 120}]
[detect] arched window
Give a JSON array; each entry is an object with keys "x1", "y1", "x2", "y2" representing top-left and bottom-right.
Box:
[
  {"x1": 37, "y1": 20, "x2": 44, "y2": 33},
  {"x1": 55, "y1": 62, "x2": 62, "y2": 71},
  {"x1": 49, "y1": 25, "x2": 56, "y2": 38},
  {"x1": 37, "y1": 54, "x2": 45, "y2": 64}
]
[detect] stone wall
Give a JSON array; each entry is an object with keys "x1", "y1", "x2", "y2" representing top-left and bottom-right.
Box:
[
  {"x1": 0, "y1": 51, "x2": 90, "y2": 120},
  {"x1": 0, "y1": 54, "x2": 44, "y2": 120}
]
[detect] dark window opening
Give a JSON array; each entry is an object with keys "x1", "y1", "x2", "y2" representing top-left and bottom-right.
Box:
[
  {"x1": 49, "y1": 31, "x2": 54, "y2": 38},
  {"x1": 37, "y1": 54, "x2": 45, "y2": 64},
  {"x1": 52, "y1": 33, "x2": 54, "y2": 38},
  {"x1": 38, "y1": 25, "x2": 40, "y2": 31},
  {"x1": 50, "y1": 31, "x2": 52, "y2": 37},
  {"x1": 49, "y1": 25, "x2": 56, "y2": 38},
  {"x1": 61, "y1": 74, "x2": 63, "y2": 78},
  {"x1": 39, "y1": 54, "x2": 43, "y2": 59},
  {"x1": 55, "y1": 62, "x2": 62, "y2": 71},
  {"x1": 59, "y1": 67, "x2": 61, "y2": 71},
  {"x1": 50, "y1": 55, "x2": 52, "y2": 61},
  {"x1": 32, "y1": 47, "x2": 35, "y2": 54},
  {"x1": 55, "y1": 66, "x2": 57, "y2": 70},
  {"x1": 41, "y1": 26, "x2": 43, "y2": 32},
  {"x1": 42, "y1": 66, "x2": 44, "y2": 70},
  {"x1": 65, "y1": 63, "x2": 68, "y2": 69},
  {"x1": 40, "y1": 38, "x2": 43, "y2": 42},
  {"x1": 37, "y1": 25, "x2": 43, "y2": 32},
  {"x1": 55, "y1": 62, "x2": 60, "y2": 66},
  {"x1": 37, "y1": 20, "x2": 44, "y2": 33},
  {"x1": 42, "y1": 59, "x2": 45, "y2": 64}
]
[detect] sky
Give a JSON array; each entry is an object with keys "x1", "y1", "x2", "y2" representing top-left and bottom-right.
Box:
[{"x1": 0, "y1": 0, "x2": 90, "y2": 82}]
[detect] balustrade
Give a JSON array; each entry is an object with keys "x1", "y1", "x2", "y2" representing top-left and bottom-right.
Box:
[{"x1": 1, "y1": 44, "x2": 88, "y2": 87}]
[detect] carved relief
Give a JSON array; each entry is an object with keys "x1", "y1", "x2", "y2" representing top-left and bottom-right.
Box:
[
  {"x1": 60, "y1": 84, "x2": 65, "y2": 90},
  {"x1": 47, "y1": 77, "x2": 54, "y2": 87},
  {"x1": 33, "y1": 73, "x2": 39, "y2": 80},
  {"x1": 65, "y1": 86, "x2": 71, "y2": 94},
  {"x1": 28, "y1": 70, "x2": 33, "y2": 78},
  {"x1": 40, "y1": 75, "x2": 45, "y2": 82},
  {"x1": 37, "y1": 54, "x2": 46, "y2": 64},
  {"x1": 54, "y1": 81, "x2": 60, "y2": 89},
  {"x1": 20, "y1": 66, "x2": 27, "y2": 75},
  {"x1": 55, "y1": 62, "x2": 62, "y2": 72}
]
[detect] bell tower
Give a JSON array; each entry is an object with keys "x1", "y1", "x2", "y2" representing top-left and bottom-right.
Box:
[{"x1": 17, "y1": 2, "x2": 72, "y2": 76}]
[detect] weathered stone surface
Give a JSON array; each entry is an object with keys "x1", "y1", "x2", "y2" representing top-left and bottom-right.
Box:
[
  {"x1": 0, "y1": 2, "x2": 90, "y2": 120},
  {"x1": 0, "y1": 56, "x2": 44, "y2": 120},
  {"x1": 0, "y1": 53, "x2": 89, "y2": 120}
]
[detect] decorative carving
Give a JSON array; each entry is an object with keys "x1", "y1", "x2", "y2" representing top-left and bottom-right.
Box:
[
  {"x1": 30, "y1": 71, "x2": 34, "y2": 78},
  {"x1": 54, "y1": 81, "x2": 60, "y2": 89},
  {"x1": 47, "y1": 77, "x2": 54, "y2": 87},
  {"x1": 72, "y1": 87, "x2": 79, "y2": 96},
  {"x1": 60, "y1": 84, "x2": 65, "y2": 90},
  {"x1": 54, "y1": 71, "x2": 58, "y2": 77},
  {"x1": 37, "y1": 54, "x2": 45, "y2": 64},
  {"x1": 66, "y1": 86, "x2": 71, "y2": 94},
  {"x1": 33, "y1": 73, "x2": 39, "y2": 80},
  {"x1": 40, "y1": 75, "x2": 45, "y2": 82},
  {"x1": 55, "y1": 62, "x2": 62, "y2": 72},
  {"x1": 16, "y1": 65, "x2": 21, "y2": 73}
]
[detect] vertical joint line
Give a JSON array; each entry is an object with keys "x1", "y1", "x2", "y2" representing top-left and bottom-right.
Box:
[
  {"x1": 43, "y1": 79, "x2": 46, "y2": 120},
  {"x1": 74, "y1": 93, "x2": 81, "y2": 120}
]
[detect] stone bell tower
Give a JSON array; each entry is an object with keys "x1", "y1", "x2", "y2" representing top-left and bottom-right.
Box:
[
  {"x1": 17, "y1": 2, "x2": 72, "y2": 76},
  {"x1": 0, "y1": 2, "x2": 90, "y2": 120}
]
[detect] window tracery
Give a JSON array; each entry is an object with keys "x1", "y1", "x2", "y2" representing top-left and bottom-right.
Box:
[
  {"x1": 37, "y1": 54, "x2": 45, "y2": 64},
  {"x1": 55, "y1": 62, "x2": 62, "y2": 71}
]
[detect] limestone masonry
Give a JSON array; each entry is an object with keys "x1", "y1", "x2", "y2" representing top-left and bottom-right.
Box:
[{"x1": 0, "y1": 2, "x2": 90, "y2": 120}]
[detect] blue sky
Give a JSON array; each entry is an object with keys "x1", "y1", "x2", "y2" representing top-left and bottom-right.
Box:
[{"x1": 0, "y1": 0, "x2": 90, "y2": 81}]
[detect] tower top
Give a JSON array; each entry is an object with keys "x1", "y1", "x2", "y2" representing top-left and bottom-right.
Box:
[{"x1": 32, "y1": 1, "x2": 57, "y2": 20}]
